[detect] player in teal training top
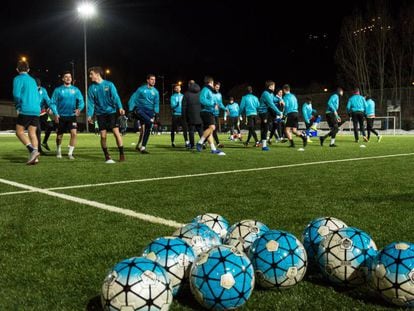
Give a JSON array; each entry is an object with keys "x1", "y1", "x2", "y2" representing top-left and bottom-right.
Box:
[
  {"x1": 320, "y1": 87, "x2": 343, "y2": 147},
  {"x1": 12, "y1": 60, "x2": 41, "y2": 165},
  {"x1": 87, "y1": 66, "x2": 125, "y2": 163},
  {"x1": 347, "y1": 87, "x2": 368, "y2": 143},
  {"x1": 128, "y1": 74, "x2": 160, "y2": 154},
  {"x1": 49, "y1": 71, "x2": 84, "y2": 160},
  {"x1": 364, "y1": 95, "x2": 382, "y2": 142},
  {"x1": 170, "y1": 83, "x2": 189, "y2": 148}
]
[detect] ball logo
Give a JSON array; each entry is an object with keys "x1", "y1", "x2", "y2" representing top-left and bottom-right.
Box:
[
  {"x1": 249, "y1": 226, "x2": 259, "y2": 234},
  {"x1": 196, "y1": 252, "x2": 209, "y2": 265},
  {"x1": 142, "y1": 270, "x2": 157, "y2": 286},
  {"x1": 340, "y1": 238, "x2": 353, "y2": 250},
  {"x1": 145, "y1": 251, "x2": 157, "y2": 261},
  {"x1": 220, "y1": 273, "x2": 235, "y2": 289},
  {"x1": 286, "y1": 267, "x2": 298, "y2": 279},
  {"x1": 409, "y1": 269, "x2": 414, "y2": 284},
  {"x1": 265, "y1": 240, "x2": 279, "y2": 252},
  {"x1": 395, "y1": 243, "x2": 409, "y2": 250},
  {"x1": 177, "y1": 253, "x2": 189, "y2": 267},
  {"x1": 230, "y1": 247, "x2": 242, "y2": 256},
  {"x1": 104, "y1": 271, "x2": 118, "y2": 286},
  {"x1": 317, "y1": 225, "x2": 330, "y2": 237}
]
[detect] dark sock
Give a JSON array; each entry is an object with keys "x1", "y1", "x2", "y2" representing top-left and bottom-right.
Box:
[
  {"x1": 26, "y1": 144, "x2": 34, "y2": 153},
  {"x1": 102, "y1": 147, "x2": 110, "y2": 159},
  {"x1": 289, "y1": 139, "x2": 294, "y2": 147},
  {"x1": 118, "y1": 146, "x2": 124, "y2": 155}
]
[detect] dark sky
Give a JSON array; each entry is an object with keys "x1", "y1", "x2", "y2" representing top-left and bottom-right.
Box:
[{"x1": 0, "y1": 0, "x2": 359, "y2": 100}]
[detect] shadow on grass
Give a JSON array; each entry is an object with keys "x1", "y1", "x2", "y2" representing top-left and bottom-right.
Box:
[
  {"x1": 86, "y1": 295, "x2": 103, "y2": 311},
  {"x1": 304, "y1": 271, "x2": 395, "y2": 309}
]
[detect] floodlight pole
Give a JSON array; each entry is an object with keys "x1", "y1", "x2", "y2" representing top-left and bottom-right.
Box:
[{"x1": 83, "y1": 21, "x2": 89, "y2": 132}]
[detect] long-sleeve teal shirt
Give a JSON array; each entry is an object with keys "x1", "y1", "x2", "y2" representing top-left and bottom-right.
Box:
[
  {"x1": 213, "y1": 92, "x2": 226, "y2": 117},
  {"x1": 240, "y1": 94, "x2": 260, "y2": 116},
  {"x1": 302, "y1": 102, "x2": 316, "y2": 123},
  {"x1": 365, "y1": 99, "x2": 376, "y2": 117},
  {"x1": 170, "y1": 93, "x2": 183, "y2": 116},
  {"x1": 347, "y1": 94, "x2": 367, "y2": 114},
  {"x1": 87, "y1": 80, "x2": 123, "y2": 117},
  {"x1": 226, "y1": 103, "x2": 240, "y2": 118},
  {"x1": 38, "y1": 87, "x2": 51, "y2": 110},
  {"x1": 13, "y1": 73, "x2": 41, "y2": 116},
  {"x1": 258, "y1": 90, "x2": 283, "y2": 115},
  {"x1": 200, "y1": 86, "x2": 215, "y2": 114},
  {"x1": 50, "y1": 85, "x2": 84, "y2": 117},
  {"x1": 128, "y1": 85, "x2": 160, "y2": 114},
  {"x1": 283, "y1": 92, "x2": 298, "y2": 115},
  {"x1": 326, "y1": 93, "x2": 340, "y2": 114}
]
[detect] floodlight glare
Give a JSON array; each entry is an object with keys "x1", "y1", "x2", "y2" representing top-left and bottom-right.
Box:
[{"x1": 77, "y1": 2, "x2": 97, "y2": 19}]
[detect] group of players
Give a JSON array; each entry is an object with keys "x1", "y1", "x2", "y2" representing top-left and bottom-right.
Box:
[{"x1": 12, "y1": 60, "x2": 381, "y2": 165}]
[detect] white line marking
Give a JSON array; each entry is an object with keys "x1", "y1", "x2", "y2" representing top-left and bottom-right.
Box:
[
  {"x1": 0, "y1": 178, "x2": 183, "y2": 229},
  {"x1": 0, "y1": 152, "x2": 413, "y2": 197},
  {"x1": 48, "y1": 152, "x2": 414, "y2": 190}
]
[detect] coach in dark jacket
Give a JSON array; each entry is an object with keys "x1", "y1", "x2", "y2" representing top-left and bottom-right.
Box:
[{"x1": 182, "y1": 80, "x2": 203, "y2": 149}]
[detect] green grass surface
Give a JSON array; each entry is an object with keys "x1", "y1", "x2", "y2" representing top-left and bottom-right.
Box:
[{"x1": 0, "y1": 133, "x2": 413, "y2": 310}]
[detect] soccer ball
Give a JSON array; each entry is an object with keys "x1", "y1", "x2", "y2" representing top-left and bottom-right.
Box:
[
  {"x1": 302, "y1": 217, "x2": 348, "y2": 267},
  {"x1": 192, "y1": 213, "x2": 230, "y2": 241},
  {"x1": 190, "y1": 245, "x2": 255, "y2": 310},
  {"x1": 249, "y1": 230, "x2": 307, "y2": 289},
  {"x1": 101, "y1": 256, "x2": 172, "y2": 311},
  {"x1": 224, "y1": 219, "x2": 269, "y2": 254},
  {"x1": 370, "y1": 242, "x2": 414, "y2": 307},
  {"x1": 172, "y1": 222, "x2": 221, "y2": 256},
  {"x1": 142, "y1": 236, "x2": 196, "y2": 296},
  {"x1": 317, "y1": 227, "x2": 378, "y2": 286}
]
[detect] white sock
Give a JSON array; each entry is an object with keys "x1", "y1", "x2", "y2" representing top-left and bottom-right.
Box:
[
  {"x1": 198, "y1": 137, "x2": 206, "y2": 144},
  {"x1": 262, "y1": 140, "x2": 267, "y2": 148},
  {"x1": 330, "y1": 138, "x2": 335, "y2": 145},
  {"x1": 140, "y1": 146, "x2": 146, "y2": 151},
  {"x1": 210, "y1": 143, "x2": 216, "y2": 151},
  {"x1": 186, "y1": 141, "x2": 190, "y2": 145},
  {"x1": 68, "y1": 145, "x2": 75, "y2": 156},
  {"x1": 57, "y1": 145, "x2": 62, "y2": 154}
]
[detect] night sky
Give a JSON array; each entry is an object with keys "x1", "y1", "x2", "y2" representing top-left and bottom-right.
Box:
[{"x1": 1, "y1": 0, "x2": 360, "y2": 101}]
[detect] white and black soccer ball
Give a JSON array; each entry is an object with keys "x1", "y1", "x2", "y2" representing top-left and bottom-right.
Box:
[
  {"x1": 224, "y1": 219, "x2": 269, "y2": 254},
  {"x1": 370, "y1": 241, "x2": 414, "y2": 307},
  {"x1": 101, "y1": 256, "x2": 172, "y2": 311},
  {"x1": 172, "y1": 222, "x2": 221, "y2": 256},
  {"x1": 192, "y1": 213, "x2": 230, "y2": 241},
  {"x1": 142, "y1": 236, "x2": 196, "y2": 296},
  {"x1": 317, "y1": 227, "x2": 378, "y2": 287}
]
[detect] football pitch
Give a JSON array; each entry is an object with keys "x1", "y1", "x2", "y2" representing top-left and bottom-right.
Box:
[{"x1": 0, "y1": 133, "x2": 413, "y2": 310}]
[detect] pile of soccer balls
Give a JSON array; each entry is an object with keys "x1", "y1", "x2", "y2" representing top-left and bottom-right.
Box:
[{"x1": 101, "y1": 214, "x2": 414, "y2": 310}]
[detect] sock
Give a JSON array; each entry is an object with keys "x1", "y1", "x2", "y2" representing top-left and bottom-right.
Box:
[
  {"x1": 210, "y1": 143, "x2": 217, "y2": 151},
  {"x1": 262, "y1": 140, "x2": 267, "y2": 148},
  {"x1": 289, "y1": 139, "x2": 294, "y2": 147},
  {"x1": 140, "y1": 146, "x2": 146, "y2": 151},
  {"x1": 186, "y1": 140, "x2": 190, "y2": 145},
  {"x1": 118, "y1": 146, "x2": 124, "y2": 155},
  {"x1": 330, "y1": 138, "x2": 335, "y2": 145},
  {"x1": 306, "y1": 129, "x2": 310, "y2": 136},
  {"x1": 198, "y1": 137, "x2": 206, "y2": 144},
  {"x1": 57, "y1": 145, "x2": 62, "y2": 154},
  {"x1": 26, "y1": 143, "x2": 34, "y2": 153},
  {"x1": 68, "y1": 145, "x2": 75, "y2": 156},
  {"x1": 102, "y1": 147, "x2": 110, "y2": 159}
]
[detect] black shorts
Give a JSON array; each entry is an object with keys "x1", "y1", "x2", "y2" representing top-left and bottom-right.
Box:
[
  {"x1": 200, "y1": 111, "x2": 215, "y2": 129},
  {"x1": 326, "y1": 113, "x2": 338, "y2": 128},
  {"x1": 16, "y1": 115, "x2": 39, "y2": 128},
  {"x1": 286, "y1": 112, "x2": 298, "y2": 128},
  {"x1": 97, "y1": 113, "x2": 119, "y2": 131},
  {"x1": 57, "y1": 116, "x2": 78, "y2": 134}
]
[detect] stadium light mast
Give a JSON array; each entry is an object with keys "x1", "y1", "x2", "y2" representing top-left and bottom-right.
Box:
[{"x1": 77, "y1": 2, "x2": 97, "y2": 132}]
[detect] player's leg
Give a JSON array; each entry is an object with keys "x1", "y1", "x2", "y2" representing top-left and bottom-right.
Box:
[
  {"x1": 259, "y1": 113, "x2": 269, "y2": 150},
  {"x1": 171, "y1": 116, "x2": 176, "y2": 147},
  {"x1": 56, "y1": 123, "x2": 64, "y2": 158},
  {"x1": 351, "y1": 112, "x2": 359, "y2": 142},
  {"x1": 68, "y1": 127, "x2": 77, "y2": 160}
]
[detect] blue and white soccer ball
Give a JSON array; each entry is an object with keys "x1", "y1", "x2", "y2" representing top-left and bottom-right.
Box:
[
  {"x1": 317, "y1": 227, "x2": 378, "y2": 286},
  {"x1": 224, "y1": 219, "x2": 270, "y2": 254},
  {"x1": 101, "y1": 256, "x2": 172, "y2": 311},
  {"x1": 249, "y1": 230, "x2": 307, "y2": 289},
  {"x1": 302, "y1": 216, "x2": 348, "y2": 267},
  {"x1": 190, "y1": 245, "x2": 255, "y2": 310},
  {"x1": 370, "y1": 242, "x2": 414, "y2": 307},
  {"x1": 142, "y1": 236, "x2": 196, "y2": 296},
  {"x1": 192, "y1": 213, "x2": 230, "y2": 241},
  {"x1": 172, "y1": 222, "x2": 221, "y2": 256}
]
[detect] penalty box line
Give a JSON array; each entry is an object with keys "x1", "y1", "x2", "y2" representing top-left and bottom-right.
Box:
[
  {"x1": 0, "y1": 178, "x2": 183, "y2": 229},
  {"x1": 1, "y1": 152, "x2": 413, "y2": 197}
]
